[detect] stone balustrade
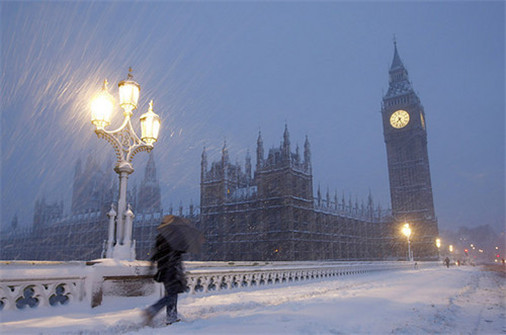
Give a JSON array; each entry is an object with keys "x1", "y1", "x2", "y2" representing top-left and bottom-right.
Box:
[
  {"x1": 184, "y1": 261, "x2": 417, "y2": 294},
  {"x1": 1, "y1": 277, "x2": 85, "y2": 311},
  {"x1": 0, "y1": 261, "x2": 88, "y2": 312},
  {"x1": 0, "y1": 260, "x2": 432, "y2": 312}
]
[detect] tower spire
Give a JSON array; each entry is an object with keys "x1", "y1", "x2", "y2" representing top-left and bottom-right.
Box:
[
  {"x1": 201, "y1": 146, "x2": 207, "y2": 181},
  {"x1": 144, "y1": 152, "x2": 157, "y2": 182},
  {"x1": 282, "y1": 123, "x2": 291, "y2": 163},
  {"x1": 222, "y1": 139, "x2": 229, "y2": 164},
  {"x1": 304, "y1": 135, "x2": 311, "y2": 173},
  {"x1": 390, "y1": 38, "x2": 405, "y2": 71},
  {"x1": 386, "y1": 41, "x2": 413, "y2": 97},
  {"x1": 256, "y1": 131, "x2": 264, "y2": 169},
  {"x1": 245, "y1": 149, "x2": 252, "y2": 183}
]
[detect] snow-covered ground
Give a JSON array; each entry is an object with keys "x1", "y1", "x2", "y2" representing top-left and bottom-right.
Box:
[{"x1": 1, "y1": 264, "x2": 504, "y2": 334}]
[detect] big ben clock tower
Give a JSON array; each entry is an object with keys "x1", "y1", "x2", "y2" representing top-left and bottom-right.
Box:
[{"x1": 381, "y1": 42, "x2": 439, "y2": 260}]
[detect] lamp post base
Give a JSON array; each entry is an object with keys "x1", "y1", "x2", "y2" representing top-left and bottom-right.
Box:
[{"x1": 112, "y1": 244, "x2": 136, "y2": 261}]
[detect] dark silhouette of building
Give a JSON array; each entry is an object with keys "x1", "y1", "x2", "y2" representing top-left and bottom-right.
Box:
[
  {"x1": 1, "y1": 155, "x2": 168, "y2": 261},
  {"x1": 71, "y1": 155, "x2": 115, "y2": 214},
  {"x1": 199, "y1": 125, "x2": 390, "y2": 261},
  {"x1": 33, "y1": 197, "x2": 64, "y2": 231},
  {"x1": 137, "y1": 153, "x2": 162, "y2": 213},
  {"x1": 381, "y1": 42, "x2": 439, "y2": 260}
]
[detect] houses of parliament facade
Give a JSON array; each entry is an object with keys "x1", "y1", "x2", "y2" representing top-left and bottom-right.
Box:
[
  {"x1": 1, "y1": 44, "x2": 439, "y2": 261},
  {"x1": 198, "y1": 128, "x2": 391, "y2": 261}
]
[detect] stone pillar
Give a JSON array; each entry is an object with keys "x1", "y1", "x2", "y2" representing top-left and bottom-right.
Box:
[{"x1": 106, "y1": 204, "x2": 116, "y2": 258}]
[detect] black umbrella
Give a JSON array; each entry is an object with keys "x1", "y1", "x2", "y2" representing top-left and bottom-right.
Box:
[{"x1": 157, "y1": 215, "x2": 204, "y2": 253}]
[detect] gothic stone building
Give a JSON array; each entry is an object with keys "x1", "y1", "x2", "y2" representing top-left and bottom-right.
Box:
[{"x1": 198, "y1": 126, "x2": 391, "y2": 261}]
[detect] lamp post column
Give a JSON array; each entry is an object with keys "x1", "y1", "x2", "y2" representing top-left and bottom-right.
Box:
[
  {"x1": 407, "y1": 237, "x2": 412, "y2": 262},
  {"x1": 401, "y1": 223, "x2": 412, "y2": 262},
  {"x1": 436, "y1": 238, "x2": 441, "y2": 261},
  {"x1": 114, "y1": 162, "x2": 134, "y2": 245}
]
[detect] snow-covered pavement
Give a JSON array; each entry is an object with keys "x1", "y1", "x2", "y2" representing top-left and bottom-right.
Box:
[{"x1": 1, "y1": 265, "x2": 504, "y2": 334}]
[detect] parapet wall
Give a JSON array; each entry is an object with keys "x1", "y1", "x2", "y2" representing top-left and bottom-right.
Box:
[{"x1": 0, "y1": 260, "x2": 436, "y2": 312}]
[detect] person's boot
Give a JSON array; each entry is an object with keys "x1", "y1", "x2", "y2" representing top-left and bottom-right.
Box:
[
  {"x1": 141, "y1": 307, "x2": 156, "y2": 326},
  {"x1": 166, "y1": 318, "x2": 181, "y2": 325}
]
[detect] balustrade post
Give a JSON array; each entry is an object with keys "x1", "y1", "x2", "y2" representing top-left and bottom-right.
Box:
[{"x1": 106, "y1": 204, "x2": 116, "y2": 258}]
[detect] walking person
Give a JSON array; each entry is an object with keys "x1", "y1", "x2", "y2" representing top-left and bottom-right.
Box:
[
  {"x1": 143, "y1": 232, "x2": 186, "y2": 325},
  {"x1": 142, "y1": 215, "x2": 204, "y2": 326},
  {"x1": 444, "y1": 257, "x2": 450, "y2": 268}
]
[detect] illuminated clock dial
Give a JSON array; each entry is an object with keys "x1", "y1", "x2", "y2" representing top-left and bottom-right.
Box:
[
  {"x1": 390, "y1": 110, "x2": 410, "y2": 129},
  {"x1": 420, "y1": 113, "x2": 425, "y2": 130}
]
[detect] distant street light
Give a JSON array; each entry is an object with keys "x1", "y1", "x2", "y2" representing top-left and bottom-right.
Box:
[
  {"x1": 449, "y1": 245, "x2": 454, "y2": 253},
  {"x1": 401, "y1": 223, "x2": 413, "y2": 261},
  {"x1": 91, "y1": 68, "x2": 160, "y2": 260}
]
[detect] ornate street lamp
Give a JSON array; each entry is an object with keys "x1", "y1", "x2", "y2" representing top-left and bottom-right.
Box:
[
  {"x1": 401, "y1": 223, "x2": 412, "y2": 261},
  {"x1": 91, "y1": 68, "x2": 161, "y2": 260}
]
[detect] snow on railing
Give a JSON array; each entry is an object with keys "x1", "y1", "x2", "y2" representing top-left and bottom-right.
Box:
[
  {"x1": 183, "y1": 261, "x2": 418, "y2": 295},
  {"x1": 0, "y1": 277, "x2": 85, "y2": 311},
  {"x1": 0, "y1": 261, "x2": 433, "y2": 311},
  {"x1": 0, "y1": 261, "x2": 87, "y2": 312}
]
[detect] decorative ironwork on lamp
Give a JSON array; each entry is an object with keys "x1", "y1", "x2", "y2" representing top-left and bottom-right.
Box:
[{"x1": 90, "y1": 68, "x2": 161, "y2": 260}]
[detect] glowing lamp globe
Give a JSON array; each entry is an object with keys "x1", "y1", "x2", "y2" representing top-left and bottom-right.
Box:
[
  {"x1": 91, "y1": 80, "x2": 114, "y2": 129},
  {"x1": 140, "y1": 100, "x2": 160, "y2": 146},
  {"x1": 118, "y1": 68, "x2": 141, "y2": 113},
  {"x1": 401, "y1": 223, "x2": 411, "y2": 238}
]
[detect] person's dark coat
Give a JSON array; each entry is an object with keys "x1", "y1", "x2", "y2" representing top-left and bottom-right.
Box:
[{"x1": 151, "y1": 234, "x2": 187, "y2": 293}]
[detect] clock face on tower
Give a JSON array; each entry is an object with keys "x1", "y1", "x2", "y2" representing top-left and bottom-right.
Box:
[{"x1": 390, "y1": 109, "x2": 410, "y2": 129}]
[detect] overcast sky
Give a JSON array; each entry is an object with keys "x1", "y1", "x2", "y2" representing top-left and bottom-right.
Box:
[{"x1": 1, "y1": 1, "x2": 504, "y2": 233}]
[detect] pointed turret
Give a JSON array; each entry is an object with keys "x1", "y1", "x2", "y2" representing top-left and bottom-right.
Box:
[
  {"x1": 137, "y1": 153, "x2": 161, "y2": 213},
  {"x1": 222, "y1": 139, "x2": 229, "y2": 165},
  {"x1": 201, "y1": 146, "x2": 208, "y2": 181},
  {"x1": 245, "y1": 149, "x2": 252, "y2": 183},
  {"x1": 317, "y1": 184, "x2": 321, "y2": 206},
  {"x1": 282, "y1": 124, "x2": 290, "y2": 160},
  {"x1": 144, "y1": 153, "x2": 157, "y2": 183},
  {"x1": 222, "y1": 140, "x2": 229, "y2": 184},
  {"x1": 256, "y1": 131, "x2": 264, "y2": 169},
  {"x1": 304, "y1": 135, "x2": 311, "y2": 172}
]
